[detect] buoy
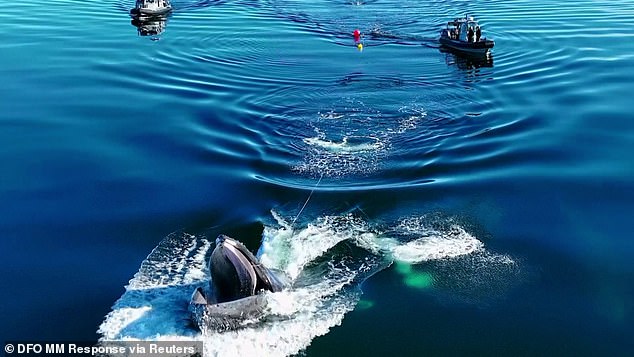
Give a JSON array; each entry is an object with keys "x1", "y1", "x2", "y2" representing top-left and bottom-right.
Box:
[
  {"x1": 353, "y1": 29, "x2": 361, "y2": 42},
  {"x1": 357, "y1": 43, "x2": 363, "y2": 51}
]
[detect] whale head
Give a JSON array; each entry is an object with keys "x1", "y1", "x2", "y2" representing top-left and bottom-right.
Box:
[{"x1": 209, "y1": 235, "x2": 284, "y2": 303}]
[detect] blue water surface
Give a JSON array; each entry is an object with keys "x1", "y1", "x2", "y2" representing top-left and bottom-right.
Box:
[{"x1": 1, "y1": 0, "x2": 633, "y2": 354}]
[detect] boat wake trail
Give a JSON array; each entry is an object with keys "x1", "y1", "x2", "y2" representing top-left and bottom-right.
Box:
[{"x1": 99, "y1": 211, "x2": 523, "y2": 356}]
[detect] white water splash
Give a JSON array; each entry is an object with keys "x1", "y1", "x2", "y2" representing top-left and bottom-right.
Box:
[
  {"x1": 259, "y1": 213, "x2": 374, "y2": 280},
  {"x1": 98, "y1": 214, "x2": 380, "y2": 355},
  {"x1": 390, "y1": 217, "x2": 484, "y2": 263},
  {"x1": 294, "y1": 106, "x2": 425, "y2": 177},
  {"x1": 303, "y1": 136, "x2": 383, "y2": 154},
  {"x1": 296, "y1": 130, "x2": 388, "y2": 177},
  {"x1": 98, "y1": 232, "x2": 211, "y2": 340},
  {"x1": 99, "y1": 211, "x2": 519, "y2": 356}
]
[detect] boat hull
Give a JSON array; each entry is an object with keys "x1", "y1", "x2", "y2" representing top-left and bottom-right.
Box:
[
  {"x1": 439, "y1": 34, "x2": 494, "y2": 55},
  {"x1": 130, "y1": 6, "x2": 172, "y2": 16},
  {"x1": 140, "y1": 6, "x2": 171, "y2": 15}
]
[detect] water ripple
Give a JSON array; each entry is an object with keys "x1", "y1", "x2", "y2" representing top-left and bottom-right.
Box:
[{"x1": 5, "y1": 0, "x2": 632, "y2": 193}]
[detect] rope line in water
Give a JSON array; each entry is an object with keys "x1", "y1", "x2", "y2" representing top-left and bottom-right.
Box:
[{"x1": 291, "y1": 173, "x2": 324, "y2": 228}]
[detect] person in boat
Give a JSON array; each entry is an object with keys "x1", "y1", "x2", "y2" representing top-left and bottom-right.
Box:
[
  {"x1": 476, "y1": 26, "x2": 482, "y2": 42},
  {"x1": 468, "y1": 27, "x2": 474, "y2": 42}
]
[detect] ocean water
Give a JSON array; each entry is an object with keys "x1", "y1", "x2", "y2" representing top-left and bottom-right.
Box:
[{"x1": 1, "y1": 0, "x2": 633, "y2": 355}]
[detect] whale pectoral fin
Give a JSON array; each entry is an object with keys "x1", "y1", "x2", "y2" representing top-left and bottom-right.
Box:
[{"x1": 190, "y1": 287, "x2": 208, "y2": 305}]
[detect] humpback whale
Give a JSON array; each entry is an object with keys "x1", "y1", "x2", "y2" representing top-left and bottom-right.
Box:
[{"x1": 189, "y1": 235, "x2": 287, "y2": 331}]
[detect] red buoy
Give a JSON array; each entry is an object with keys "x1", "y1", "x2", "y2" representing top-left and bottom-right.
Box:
[{"x1": 353, "y1": 29, "x2": 361, "y2": 42}]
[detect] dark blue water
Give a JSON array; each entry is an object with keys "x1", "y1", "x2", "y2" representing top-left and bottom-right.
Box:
[{"x1": 2, "y1": 0, "x2": 633, "y2": 355}]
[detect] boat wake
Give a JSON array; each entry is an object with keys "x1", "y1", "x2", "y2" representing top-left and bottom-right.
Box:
[{"x1": 99, "y1": 211, "x2": 523, "y2": 356}]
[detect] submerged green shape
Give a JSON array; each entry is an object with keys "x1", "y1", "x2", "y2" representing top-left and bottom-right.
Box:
[
  {"x1": 394, "y1": 261, "x2": 413, "y2": 275},
  {"x1": 404, "y1": 272, "x2": 434, "y2": 289},
  {"x1": 356, "y1": 299, "x2": 375, "y2": 310},
  {"x1": 394, "y1": 262, "x2": 433, "y2": 289}
]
